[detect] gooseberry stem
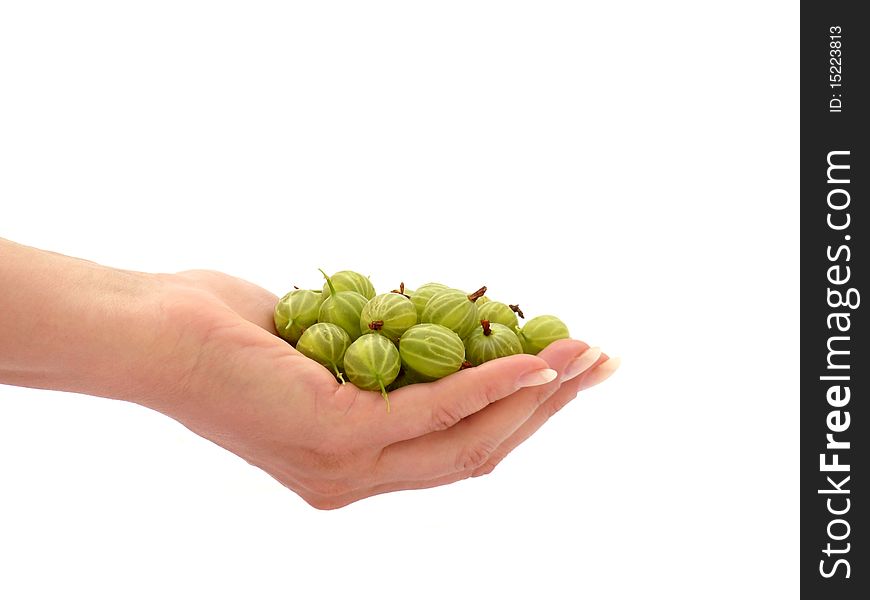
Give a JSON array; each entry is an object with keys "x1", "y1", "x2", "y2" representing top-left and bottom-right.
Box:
[
  {"x1": 391, "y1": 282, "x2": 410, "y2": 298},
  {"x1": 368, "y1": 320, "x2": 385, "y2": 331},
  {"x1": 481, "y1": 319, "x2": 492, "y2": 336},
  {"x1": 467, "y1": 286, "x2": 487, "y2": 303},
  {"x1": 318, "y1": 268, "x2": 337, "y2": 296},
  {"x1": 332, "y1": 364, "x2": 345, "y2": 384},
  {"x1": 509, "y1": 304, "x2": 525, "y2": 319},
  {"x1": 377, "y1": 376, "x2": 391, "y2": 413}
]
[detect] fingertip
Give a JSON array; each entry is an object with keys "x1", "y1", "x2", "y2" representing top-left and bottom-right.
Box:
[
  {"x1": 560, "y1": 346, "x2": 602, "y2": 382},
  {"x1": 578, "y1": 355, "x2": 620, "y2": 390},
  {"x1": 516, "y1": 367, "x2": 558, "y2": 388}
]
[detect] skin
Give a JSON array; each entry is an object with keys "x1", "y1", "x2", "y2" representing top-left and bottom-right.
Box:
[{"x1": 0, "y1": 238, "x2": 619, "y2": 509}]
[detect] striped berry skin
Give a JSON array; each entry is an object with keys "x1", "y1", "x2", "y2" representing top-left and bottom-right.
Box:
[
  {"x1": 478, "y1": 301, "x2": 519, "y2": 330},
  {"x1": 274, "y1": 289, "x2": 323, "y2": 346},
  {"x1": 464, "y1": 320, "x2": 523, "y2": 366},
  {"x1": 517, "y1": 315, "x2": 570, "y2": 355},
  {"x1": 399, "y1": 323, "x2": 466, "y2": 381},
  {"x1": 320, "y1": 270, "x2": 376, "y2": 300},
  {"x1": 409, "y1": 282, "x2": 449, "y2": 321},
  {"x1": 318, "y1": 290, "x2": 368, "y2": 340},
  {"x1": 475, "y1": 296, "x2": 491, "y2": 306},
  {"x1": 421, "y1": 288, "x2": 482, "y2": 339},
  {"x1": 295, "y1": 322, "x2": 351, "y2": 382},
  {"x1": 359, "y1": 293, "x2": 418, "y2": 342},
  {"x1": 343, "y1": 333, "x2": 401, "y2": 411}
]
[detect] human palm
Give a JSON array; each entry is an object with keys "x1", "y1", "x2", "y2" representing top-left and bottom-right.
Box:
[{"x1": 156, "y1": 270, "x2": 616, "y2": 509}]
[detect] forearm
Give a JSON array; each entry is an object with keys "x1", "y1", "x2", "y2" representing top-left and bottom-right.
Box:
[{"x1": 0, "y1": 238, "x2": 188, "y2": 404}]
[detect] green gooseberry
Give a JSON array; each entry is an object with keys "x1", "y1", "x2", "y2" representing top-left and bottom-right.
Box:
[
  {"x1": 359, "y1": 293, "x2": 418, "y2": 341},
  {"x1": 320, "y1": 269, "x2": 376, "y2": 300},
  {"x1": 464, "y1": 319, "x2": 523, "y2": 366},
  {"x1": 421, "y1": 286, "x2": 487, "y2": 339},
  {"x1": 274, "y1": 288, "x2": 323, "y2": 346},
  {"x1": 517, "y1": 315, "x2": 570, "y2": 355},
  {"x1": 295, "y1": 322, "x2": 351, "y2": 382},
  {"x1": 477, "y1": 301, "x2": 522, "y2": 330},
  {"x1": 344, "y1": 333, "x2": 401, "y2": 412},
  {"x1": 409, "y1": 282, "x2": 449, "y2": 321},
  {"x1": 318, "y1": 290, "x2": 368, "y2": 340},
  {"x1": 475, "y1": 295, "x2": 491, "y2": 306},
  {"x1": 399, "y1": 323, "x2": 466, "y2": 382}
]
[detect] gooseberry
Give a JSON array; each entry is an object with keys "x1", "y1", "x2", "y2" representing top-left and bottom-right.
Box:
[
  {"x1": 464, "y1": 319, "x2": 523, "y2": 366},
  {"x1": 295, "y1": 322, "x2": 351, "y2": 382},
  {"x1": 399, "y1": 323, "x2": 466, "y2": 381},
  {"x1": 318, "y1": 270, "x2": 368, "y2": 339},
  {"x1": 359, "y1": 292, "x2": 418, "y2": 342},
  {"x1": 421, "y1": 286, "x2": 487, "y2": 339},
  {"x1": 273, "y1": 288, "x2": 323, "y2": 346},
  {"x1": 477, "y1": 300, "x2": 523, "y2": 330},
  {"x1": 409, "y1": 282, "x2": 449, "y2": 321},
  {"x1": 344, "y1": 333, "x2": 401, "y2": 411},
  {"x1": 320, "y1": 269, "x2": 375, "y2": 300},
  {"x1": 517, "y1": 315, "x2": 570, "y2": 355}
]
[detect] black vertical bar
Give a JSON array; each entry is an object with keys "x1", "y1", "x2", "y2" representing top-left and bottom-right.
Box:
[{"x1": 801, "y1": 2, "x2": 868, "y2": 597}]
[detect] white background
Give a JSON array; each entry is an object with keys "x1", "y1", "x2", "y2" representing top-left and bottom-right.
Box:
[{"x1": 1, "y1": 2, "x2": 798, "y2": 598}]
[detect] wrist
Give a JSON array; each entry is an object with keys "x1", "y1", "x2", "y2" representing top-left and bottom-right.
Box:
[
  {"x1": 64, "y1": 270, "x2": 223, "y2": 409},
  {"x1": 0, "y1": 240, "x2": 191, "y2": 404}
]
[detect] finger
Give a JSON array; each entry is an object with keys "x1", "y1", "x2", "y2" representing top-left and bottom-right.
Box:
[
  {"x1": 372, "y1": 341, "x2": 589, "y2": 482},
  {"x1": 472, "y1": 353, "x2": 620, "y2": 476},
  {"x1": 316, "y1": 341, "x2": 586, "y2": 498},
  {"x1": 305, "y1": 350, "x2": 621, "y2": 507},
  {"x1": 578, "y1": 356, "x2": 621, "y2": 390},
  {"x1": 358, "y1": 353, "x2": 556, "y2": 447},
  {"x1": 298, "y1": 350, "x2": 620, "y2": 508},
  {"x1": 372, "y1": 349, "x2": 583, "y2": 482}
]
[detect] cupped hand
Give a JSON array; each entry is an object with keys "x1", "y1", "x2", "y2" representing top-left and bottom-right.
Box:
[{"x1": 150, "y1": 270, "x2": 619, "y2": 509}]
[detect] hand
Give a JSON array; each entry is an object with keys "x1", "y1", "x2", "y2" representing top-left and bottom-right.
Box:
[{"x1": 155, "y1": 270, "x2": 619, "y2": 509}]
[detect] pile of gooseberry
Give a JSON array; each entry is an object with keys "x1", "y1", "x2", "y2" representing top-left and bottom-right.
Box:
[{"x1": 274, "y1": 270, "x2": 570, "y2": 411}]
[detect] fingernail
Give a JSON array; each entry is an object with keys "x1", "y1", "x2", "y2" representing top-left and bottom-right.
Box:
[
  {"x1": 516, "y1": 368, "x2": 558, "y2": 388},
  {"x1": 561, "y1": 347, "x2": 602, "y2": 382},
  {"x1": 579, "y1": 357, "x2": 621, "y2": 390}
]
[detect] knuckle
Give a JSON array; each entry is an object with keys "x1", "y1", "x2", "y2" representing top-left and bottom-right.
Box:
[
  {"x1": 472, "y1": 450, "x2": 506, "y2": 477},
  {"x1": 546, "y1": 392, "x2": 576, "y2": 419},
  {"x1": 475, "y1": 378, "x2": 507, "y2": 407},
  {"x1": 472, "y1": 461, "x2": 498, "y2": 478},
  {"x1": 534, "y1": 382, "x2": 557, "y2": 407},
  {"x1": 543, "y1": 397, "x2": 563, "y2": 419},
  {"x1": 430, "y1": 404, "x2": 464, "y2": 432},
  {"x1": 429, "y1": 377, "x2": 512, "y2": 433},
  {"x1": 456, "y1": 439, "x2": 497, "y2": 471}
]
